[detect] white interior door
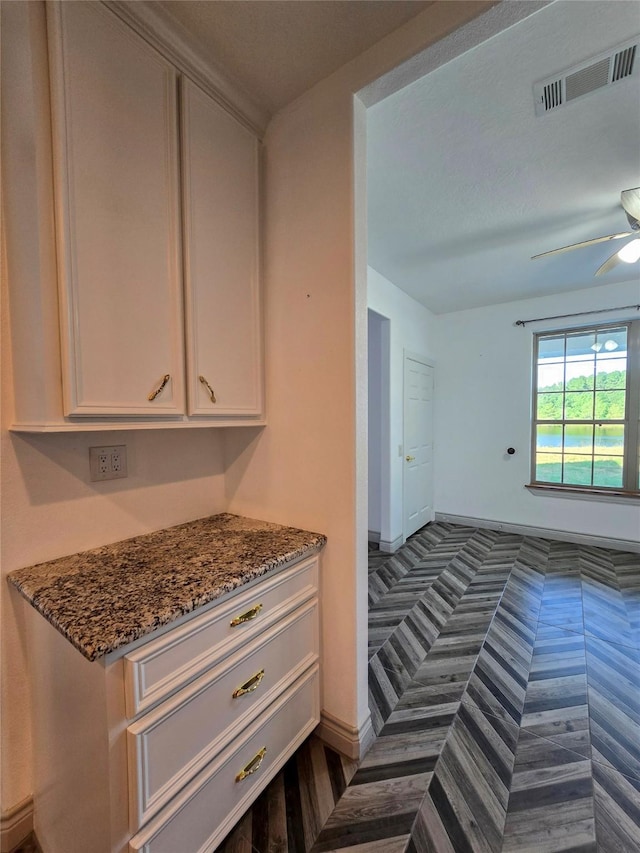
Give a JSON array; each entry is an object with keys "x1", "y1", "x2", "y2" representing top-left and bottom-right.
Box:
[{"x1": 403, "y1": 353, "x2": 434, "y2": 539}]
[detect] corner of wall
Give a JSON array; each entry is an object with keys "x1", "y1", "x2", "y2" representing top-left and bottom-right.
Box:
[
  {"x1": 0, "y1": 797, "x2": 33, "y2": 853},
  {"x1": 316, "y1": 709, "x2": 375, "y2": 761}
]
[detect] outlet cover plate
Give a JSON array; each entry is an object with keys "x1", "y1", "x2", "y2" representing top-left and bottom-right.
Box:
[{"x1": 89, "y1": 445, "x2": 128, "y2": 481}]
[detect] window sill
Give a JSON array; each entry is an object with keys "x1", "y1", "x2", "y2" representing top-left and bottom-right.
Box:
[{"x1": 526, "y1": 483, "x2": 640, "y2": 505}]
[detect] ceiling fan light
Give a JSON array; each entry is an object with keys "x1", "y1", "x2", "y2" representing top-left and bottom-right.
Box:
[{"x1": 617, "y1": 238, "x2": 640, "y2": 263}]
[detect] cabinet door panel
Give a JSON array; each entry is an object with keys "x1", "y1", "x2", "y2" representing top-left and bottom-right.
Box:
[
  {"x1": 124, "y1": 556, "x2": 318, "y2": 717},
  {"x1": 127, "y1": 601, "x2": 318, "y2": 831},
  {"x1": 129, "y1": 667, "x2": 319, "y2": 853},
  {"x1": 181, "y1": 79, "x2": 263, "y2": 418},
  {"x1": 49, "y1": 2, "x2": 185, "y2": 416}
]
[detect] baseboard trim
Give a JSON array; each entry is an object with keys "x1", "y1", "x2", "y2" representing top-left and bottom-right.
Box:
[
  {"x1": 368, "y1": 530, "x2": 380, "y2": 545},
  {"x1": 1, "y1": 796, "x2": 33, "y2": 853},
  {"x1": 434, "y1": 513, "x2": 640, "y2": 553},
  {"x1": 316, "y1": 709, "x2": 375, "y2": 760},
  {"x1": 378, "y1": 534, "x2": 403, "y2": 554}
]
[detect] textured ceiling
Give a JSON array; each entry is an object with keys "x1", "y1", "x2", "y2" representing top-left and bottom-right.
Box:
[
  {"x1": 367, "y1": 0, "x2": 640, "y2": 313},
  {"x1": 158, "y1": 0, "x2": 434, "y2": 114}
]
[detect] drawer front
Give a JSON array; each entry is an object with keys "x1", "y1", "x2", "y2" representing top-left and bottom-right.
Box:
[
  {"x1": 124, "y1": 555, "x2": 318, "y2": 717},
  {"x1": 129, "y1": 666, "x2": 320, "y2": 853},
  {"x1": 127, "y1": 600, "x2": 318, "y2": 831}
]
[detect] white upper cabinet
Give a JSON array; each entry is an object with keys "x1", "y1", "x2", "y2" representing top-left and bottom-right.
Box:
[
  {"x1": 9, "y1": 2, "x2": 263, "y2": 430},
  {"x1": 181, "y1": 79, "x2": 262, "y2": 418},
  {"x1": 49, "y1": 2, "x2": 185, "y2": 417}
]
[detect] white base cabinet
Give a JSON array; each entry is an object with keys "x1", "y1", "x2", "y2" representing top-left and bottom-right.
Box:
[
  {"x1": 130, "y1": 668, "x2": 319, "y2": 853},
  {"x1": 26, "y1": 555, "x2": 320, "y2": 853}
]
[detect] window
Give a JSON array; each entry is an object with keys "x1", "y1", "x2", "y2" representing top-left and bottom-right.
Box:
[{"x1": 531, "y1": 321, "x2": 640, "y2": 495}]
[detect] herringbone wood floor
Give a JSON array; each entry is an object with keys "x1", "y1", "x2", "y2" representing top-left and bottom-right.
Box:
[{"x1": 219, "y1": 523, "x2": 640, "y2": 852}]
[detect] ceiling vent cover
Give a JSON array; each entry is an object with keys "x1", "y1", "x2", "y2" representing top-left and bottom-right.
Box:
[
  {"x1": 613, "y1": 45, "x2": 637, "y2": 81},
  {"x1": 534, "y1": 40, "x2": 638, "y2": 116}
]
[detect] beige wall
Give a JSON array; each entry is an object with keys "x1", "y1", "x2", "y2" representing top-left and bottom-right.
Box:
[
  {"x1": 223, "y1": 0, "x2": 499, "y2": 745},
  {"x1": 1, "y1": 0, "x2": 496, "y2": 829},
  {"x1": 0, "y1": 1, "x2": 228, "y2": 819},
  {"x1": 224, "y1": 81, "x2": 367, "y2": 729}
]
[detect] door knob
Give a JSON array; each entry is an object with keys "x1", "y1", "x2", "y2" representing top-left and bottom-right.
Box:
[{"x1": 406, "y1": 455, "x2": 415, "y2": 462}]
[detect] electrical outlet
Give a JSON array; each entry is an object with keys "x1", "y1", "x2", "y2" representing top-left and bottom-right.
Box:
[
  {"x1": 111, "y1": 447, "x2": 123, "y2": 473},
  {"x1": 89, "y1": 445, "x2": 128, "y2": 481}
]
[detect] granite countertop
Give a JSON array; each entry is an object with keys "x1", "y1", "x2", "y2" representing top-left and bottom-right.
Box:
[{"x1": 8, "y1": 513, "x2": 326, "y2": 662}]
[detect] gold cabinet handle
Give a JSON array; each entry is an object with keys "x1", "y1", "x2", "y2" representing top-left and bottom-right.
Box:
[
  {"x1": 230, "y1": 603, "x2": 263, "y2": 627},
  {"x1": 199, "y1": 375, "x2": 216, "y2": 403},
  {"x1": 236, "y1": 747, "x2": 266, "y2": 783},
  {"x1": 406, "y1": 455, "x2": 415, "y2": 462},
  {"x1": 148, "y1": 374, "x2": 170, "y2": 401},
  {"x1": 232, "y1": 669, "x2": 265, "y2": 699}
]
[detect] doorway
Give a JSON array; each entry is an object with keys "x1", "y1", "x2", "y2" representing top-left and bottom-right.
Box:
[
  {"x1": 403, "y1": 352, "x2": 435, "y2": 539},
  {"x1": 367, "y1": 309, "x2": 390, "y2": 547},
  {"x1": 367, "y1": 308, "x2": 434, "y2": 551}
]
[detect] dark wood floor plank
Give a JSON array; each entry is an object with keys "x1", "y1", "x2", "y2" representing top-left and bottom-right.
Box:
[
  {"x1": 502, "y1": 728, "x2": 597, "y2": 853},
  {"x1": 585, "y1": 634, "x2": 640, "y2": 784},
  {"x1": 593, "y1": 759, "x2": 640, "y2": 853},
  {"x1": 520, "y1": 621, "x2": 591, "y2": 759},
  {"x1": 337, "y1": 836, "x2": 411, "y2": 853},
  {"x1": 310, "y1": 774, "x2": 432, "y2": 851}
]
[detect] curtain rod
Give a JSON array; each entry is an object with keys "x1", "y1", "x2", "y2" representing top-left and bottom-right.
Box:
[{"x1": 515, "y1": 304, "x2": 640, "y2": 327}]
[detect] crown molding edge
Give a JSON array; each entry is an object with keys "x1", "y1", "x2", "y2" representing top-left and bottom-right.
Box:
[{"x1": 103, "y1": 0, "x2": 270, "y2": 137}]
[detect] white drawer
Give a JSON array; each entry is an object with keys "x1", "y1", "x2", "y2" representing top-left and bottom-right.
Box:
[
  {"x1": 129, "y1": 665, "x2": 320, "y2": 853},
  {"x1": 127, "y1": 599, "x2": 318, "y2": 831},
  {"x1": 124, "y1": 555, "x2": 318, "y2": 717}
]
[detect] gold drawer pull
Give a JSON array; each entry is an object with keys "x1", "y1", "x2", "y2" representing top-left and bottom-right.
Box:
[
  {"x1": 232, "y1": 669, "x2": 265, "y2": 699},
  {"x1": 148, "y1": 374, "x2": 170, "y2": 401},
  {"x1": 235, "y1": 747, "x2": 266, "y2": 783},
  {"x1": 199, "y1": 375, "x2": 216, "y2": 403},
  {"x1": 230, "y1": 603, "x2": 263, "y2": 627}
]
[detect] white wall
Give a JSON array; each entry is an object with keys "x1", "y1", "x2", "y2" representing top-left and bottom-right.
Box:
[
  {"x1": 368, "y1": 266, "x2": 438, "y2": 548},
  {"x1": 433, "y1": 279, "x2": 640, "y2": 545}
]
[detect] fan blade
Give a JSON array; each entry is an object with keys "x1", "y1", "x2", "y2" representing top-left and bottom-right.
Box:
[
  {"x1": 595, "y1": 249, "x2": 624, "y2": 277},
  {"x1": 621, "y1": 187, "x2": 640, "y2": 222},
  {"x1": 531, "y1": 232, "x2": 633, "y2": 260}
]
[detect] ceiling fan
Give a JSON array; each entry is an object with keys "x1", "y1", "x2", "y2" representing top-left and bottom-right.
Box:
[{"x1": 532, "y1": 187, "x2": 640, "y2": 276}]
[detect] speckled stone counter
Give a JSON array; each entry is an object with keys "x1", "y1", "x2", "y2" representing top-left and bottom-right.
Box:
[{"x1": 8, "y1": 513, "x2": 326, "y2": 662}]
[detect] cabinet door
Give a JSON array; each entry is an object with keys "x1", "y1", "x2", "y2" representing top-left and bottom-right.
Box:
[
  {"x1": 181, "y1": 79, "x2": 263, "y2": 419},
  {"x1": 49, "y1": 2, "x2": 185, "y2": 416}
]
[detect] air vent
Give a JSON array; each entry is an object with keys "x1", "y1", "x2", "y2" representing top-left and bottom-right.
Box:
[
  {"x1": 612, "y1": 44, "x2": 636, "y2": 81},
  {"x1": 542, "y1": 79, "x2": 562, "y2": 111},
  {"x1": 534, "y1": 39, "x2": 638, "y2": 116},
  {"x1": 566, "y1": 57, "x2": 610, "y2": 101}
]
